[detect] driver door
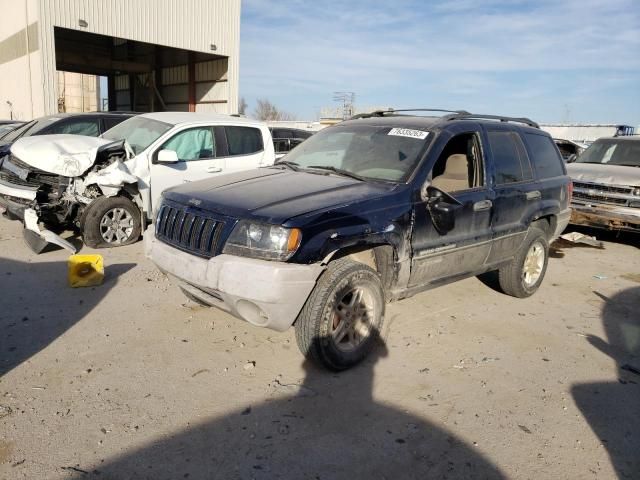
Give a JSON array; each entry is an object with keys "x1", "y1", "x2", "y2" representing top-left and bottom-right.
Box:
[
  {"x1": 149, "y1": 126, "x2": 225, "y2": 211},
  {"x1": 409, "y1": 131, "x2": 494, "y2": 287}
]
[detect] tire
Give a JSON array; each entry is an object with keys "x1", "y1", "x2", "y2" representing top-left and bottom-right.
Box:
[
  {"x1": 295, "y1": 258, "x2": 385, "y2": 371},
  {"x1": 81, "y1": 196, "x2": 142, "y2": 249},
  {"x1": 498, "y1": 226, "x2": 549, "y2": 298}
]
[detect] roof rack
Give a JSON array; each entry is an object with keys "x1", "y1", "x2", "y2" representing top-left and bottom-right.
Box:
[
  {"x1": 350, "y1": 108, "x2": 471, "y2": 120},
  {"x1": 349, "y1": 109, "x2": 538, "y2": 128},
  {"x1": 444, "y1": 113, "x2": 539, "y2": 129}
]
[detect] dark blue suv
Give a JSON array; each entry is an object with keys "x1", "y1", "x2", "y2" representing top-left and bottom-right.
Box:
[{"x1": 146, "y1": 110, "x2": 572, "y2": 370}]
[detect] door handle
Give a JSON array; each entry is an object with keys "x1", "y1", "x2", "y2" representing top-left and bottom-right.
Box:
[
  {"x1": 206, "y1": 166, "x2": 222, "y2": 173},
  {"x1": 473, "y1": 200, "x2": 492, "y2": 211},
  {"x1": 526, "y1": 190, "x2": 541, "y2": 200}
]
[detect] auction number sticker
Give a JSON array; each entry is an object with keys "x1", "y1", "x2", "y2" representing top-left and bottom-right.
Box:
[{"x1": 388, "y1": 128, "x2": 429, "y2": 140}]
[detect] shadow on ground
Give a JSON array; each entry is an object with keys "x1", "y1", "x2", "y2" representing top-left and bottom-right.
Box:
[
  {"x1": 72, "y1": 339, "x2": 505, "y2": 480},
  {"x1": 0, "y1": 257, "x2": 134, "y2": 377},
  {"x1": 572, "y1": 287, "x2": 640, "y2": 479}
]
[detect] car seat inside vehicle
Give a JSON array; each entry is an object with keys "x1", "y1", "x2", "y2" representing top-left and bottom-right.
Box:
[{"x1": 431, "y1": 133, "x2": 484, "y2": 192}]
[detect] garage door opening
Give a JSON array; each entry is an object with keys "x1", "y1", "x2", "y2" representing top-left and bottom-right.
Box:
[{"x1": 54, "y1": 27, "x2": 230, "y2": 113}]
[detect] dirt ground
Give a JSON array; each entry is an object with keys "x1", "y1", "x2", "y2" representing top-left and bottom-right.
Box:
[{"x1": 0, "y1": 218, "x2": 638, "y2": 480}]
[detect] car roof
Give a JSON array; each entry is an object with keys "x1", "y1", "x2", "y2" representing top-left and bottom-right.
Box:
[
  {"x1": 140, "y1": 111, "x2": 266, "y2": 127},
  {"x1": 594, "y1": 136, "x2": 640, "y2": 141},
  {"x1": 340, "y1": 115, "x2": 442, "y2": 130},
  {"x1": 28, "y1": 112, "x2": 135, "y2": 122},
  {"x1": 340, "y1": 114, "x2": 544, "y2": 135}
]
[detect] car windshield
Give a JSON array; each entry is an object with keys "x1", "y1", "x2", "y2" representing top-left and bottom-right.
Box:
[
  {"x1": 0, "y1": 117, "x2": 58, "y2": 144},
  {"x1": 576, "y1": 139, "x2": 640, "y2": 167},
  {"x1": 279, "y1": 124, "x2": 431, "y2": 182},
  {"x1": 0, "y1": 124, "x2": 20, "y2": 139},
  {"x1": 102, "y1": 116, "x2": 173, "y2": 155}
]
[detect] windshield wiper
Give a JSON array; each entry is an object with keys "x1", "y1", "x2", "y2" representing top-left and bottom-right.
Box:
[
  {"x1": 306, "y1": 165, "x2": 366, "y2": 181},
  {"x1": 274, "y1": 160, "x2": 301, "y2": 172}
]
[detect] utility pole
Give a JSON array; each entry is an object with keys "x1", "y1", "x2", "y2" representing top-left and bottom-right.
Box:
[{"x1": 333, "y1": 92, "x2": 355, "y2": 120}]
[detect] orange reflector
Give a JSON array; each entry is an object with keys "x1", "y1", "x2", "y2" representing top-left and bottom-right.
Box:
[{"x1": 287, "y1": 228, "x2": 302, "y2": 252}]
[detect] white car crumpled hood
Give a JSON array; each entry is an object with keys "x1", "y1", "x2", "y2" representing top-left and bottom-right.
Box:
[
  {"x1": 10, "y1": 134, "x2": 114, "y2": 177},
  {"x1": 567, "y1": 162, "x2": 640, "y2": 187}
]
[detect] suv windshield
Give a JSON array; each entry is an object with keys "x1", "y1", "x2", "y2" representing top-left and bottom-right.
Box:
[
  {"x1": 102, "y1": 116, "x2": 172, "y2": 155},
  {"x1": 576, "y1": 139, "x2": 640, "y2": 167},
  {"x1": 280, "y1": 124, "x2": 430, "y2": 182}
]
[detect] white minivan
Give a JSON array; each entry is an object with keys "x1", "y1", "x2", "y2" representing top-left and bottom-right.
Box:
[{"x1": 0, "y1": 112, "x2": 275, "y2": 252}]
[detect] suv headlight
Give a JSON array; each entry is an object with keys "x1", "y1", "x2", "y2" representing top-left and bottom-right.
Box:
[
  {"x1": 223, "y1": 220, "x2": 302, "y2": 261},
  {"x1": 633, "y1": 187, "x2": 640, "y2": 196}
]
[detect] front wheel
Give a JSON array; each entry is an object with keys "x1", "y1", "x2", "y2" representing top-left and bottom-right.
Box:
[
  {"x1": 498, "y1": 227, "x2": 549, "y2": 298},
  {"x1": 295, "y1": 258, "x2": 385, "y2": 371},
  {"x1": 81, "y1": 196, "x2": 142, "y2": 248}
]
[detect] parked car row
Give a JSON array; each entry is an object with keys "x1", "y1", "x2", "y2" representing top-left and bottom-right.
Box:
[{"x1": 1, "y1": 107, "x2": 637, "y2": 371}]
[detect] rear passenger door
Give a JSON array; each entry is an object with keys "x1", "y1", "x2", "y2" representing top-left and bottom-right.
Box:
[
  {"x1": 485, "y1": 127, "x2": 538, "y2": 264},
  {"x1": 218, "y1": 125, "x2": 266, "y2": 171}
]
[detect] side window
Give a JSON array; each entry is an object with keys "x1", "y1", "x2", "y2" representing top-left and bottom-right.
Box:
[
  {"x1": 103, "y1": 117, "x2": 126, "y2": 132},
  {"x1": 523, "y1": 133, "x2": 565, "y2": 178},
  {"x1": 431, "y1": 132, "x2": 485, "y2": 193},
  {"x1": 48, "y1": 119, "x2": 100, "y2": 136},
  {"x1": 487, "y1": 131, "x2": 532, "y2": 185},
  {"x1": 225, "y1": 126, "x2": 263, "y2": 156},
  {"x1": 160, "y1": 127, "x2": 215, "y2": 161}
]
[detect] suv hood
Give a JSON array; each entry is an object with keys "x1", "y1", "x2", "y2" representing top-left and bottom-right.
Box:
[
  {"x1": 10, "y1": 134, "x2": 114, "y2": 177},
  {"x1": 163, "y1": 167, "x2": 398, "y2": 223},
  {"x1": 567, "y1": 163, "x2": 640, "y2": 186}
]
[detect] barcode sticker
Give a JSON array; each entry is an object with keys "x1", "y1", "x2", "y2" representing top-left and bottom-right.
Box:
[{"x1": 388, "y1": 128, "x2": 429, "y2": 140}]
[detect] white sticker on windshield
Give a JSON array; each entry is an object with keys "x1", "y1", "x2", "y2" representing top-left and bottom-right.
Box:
[{"x1": 388, "y1": 128, "x2": 429, "y2": 140}]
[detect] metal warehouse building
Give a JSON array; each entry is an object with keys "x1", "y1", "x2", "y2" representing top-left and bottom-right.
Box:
[{"x1": 0, "y1": 0, "x2": 240, "y2": 120}]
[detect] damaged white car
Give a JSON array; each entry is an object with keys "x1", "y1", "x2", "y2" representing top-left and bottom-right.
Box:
[{"x1": 0, "y1": 112, "x2": 275, "y2": 252}]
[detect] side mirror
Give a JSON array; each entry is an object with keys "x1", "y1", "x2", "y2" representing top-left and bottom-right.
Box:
[
  {"x1": 567, "y1": 154, "x2": 577, "y2": 163},
  {"x1": 426, "y1": 187, "x2": 462, "y2": 235},
  {"x1": 157, "y1": 149, "x2": 179, "y2": 163}
]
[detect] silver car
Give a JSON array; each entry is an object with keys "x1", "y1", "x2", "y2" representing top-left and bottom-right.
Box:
[{"x1": 567, "y1": 136, "x2": 640, "y2": 232}]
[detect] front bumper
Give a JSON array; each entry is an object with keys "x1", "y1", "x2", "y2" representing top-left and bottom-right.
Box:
[
  {"x1": 144, "y1": 227, "x2": 325, "y2": 331},
  {"x1": 570, "y1": 202, "x2": 640, "y2": 232}
]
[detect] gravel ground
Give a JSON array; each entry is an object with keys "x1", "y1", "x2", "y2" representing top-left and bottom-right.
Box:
[{"x1": 0, "y1": 218, "x2": 638, "y2": 480}]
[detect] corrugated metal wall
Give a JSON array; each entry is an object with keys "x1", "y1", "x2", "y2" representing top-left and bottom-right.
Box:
[{"x1": 37, "y1": 0, "x2": 240, "y2": 115}]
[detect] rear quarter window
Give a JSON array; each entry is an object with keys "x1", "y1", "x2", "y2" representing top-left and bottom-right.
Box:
[{"x1": 524, "y1": 133, "x2": 565, "y2": 178}]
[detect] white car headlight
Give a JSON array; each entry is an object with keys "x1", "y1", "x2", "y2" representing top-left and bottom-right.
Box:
[
  {"x1": 223, "y1": 220, "x2": 302, "y2": 261},
  {"x1": 633, "y1": 187, "x2": 640, "y2": 196}
]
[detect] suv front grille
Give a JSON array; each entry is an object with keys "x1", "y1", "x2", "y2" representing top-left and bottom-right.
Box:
[
  {"x1": 572, "y1": 181, "x2": 633, "y2": 195},
  {"x1": 156, "y1": 204, "x2": 224, "y2": 258},
  {"x1": 572, "y1": 192, "x2": 628, "y2": 206},
  {"x1": 572, "y1": 181, "x2": 635, "y2": 207}
]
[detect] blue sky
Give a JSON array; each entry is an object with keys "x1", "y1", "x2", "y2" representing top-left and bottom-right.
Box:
[{"x1": 239, "y1": 0, "x2": 640, "y2": 125}]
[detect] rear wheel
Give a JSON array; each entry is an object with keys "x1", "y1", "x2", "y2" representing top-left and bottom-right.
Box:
[
  {"x1": 498, "y1": 227, "x2": 549, "y2": 298},
  {"x1": 295, "y1": 258, "x2": 385, "y2": 371},
  {"x1": 81, "y1": 196, "x2": 141, "y2": 248}
]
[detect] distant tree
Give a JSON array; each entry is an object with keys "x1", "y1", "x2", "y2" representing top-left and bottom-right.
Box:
[
  {"x1": 253, "y1": 98, "x2": 294, "y2": 121},
  {"x1": 238, "y1": 97, "x2": 247, "y2": 116}
]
